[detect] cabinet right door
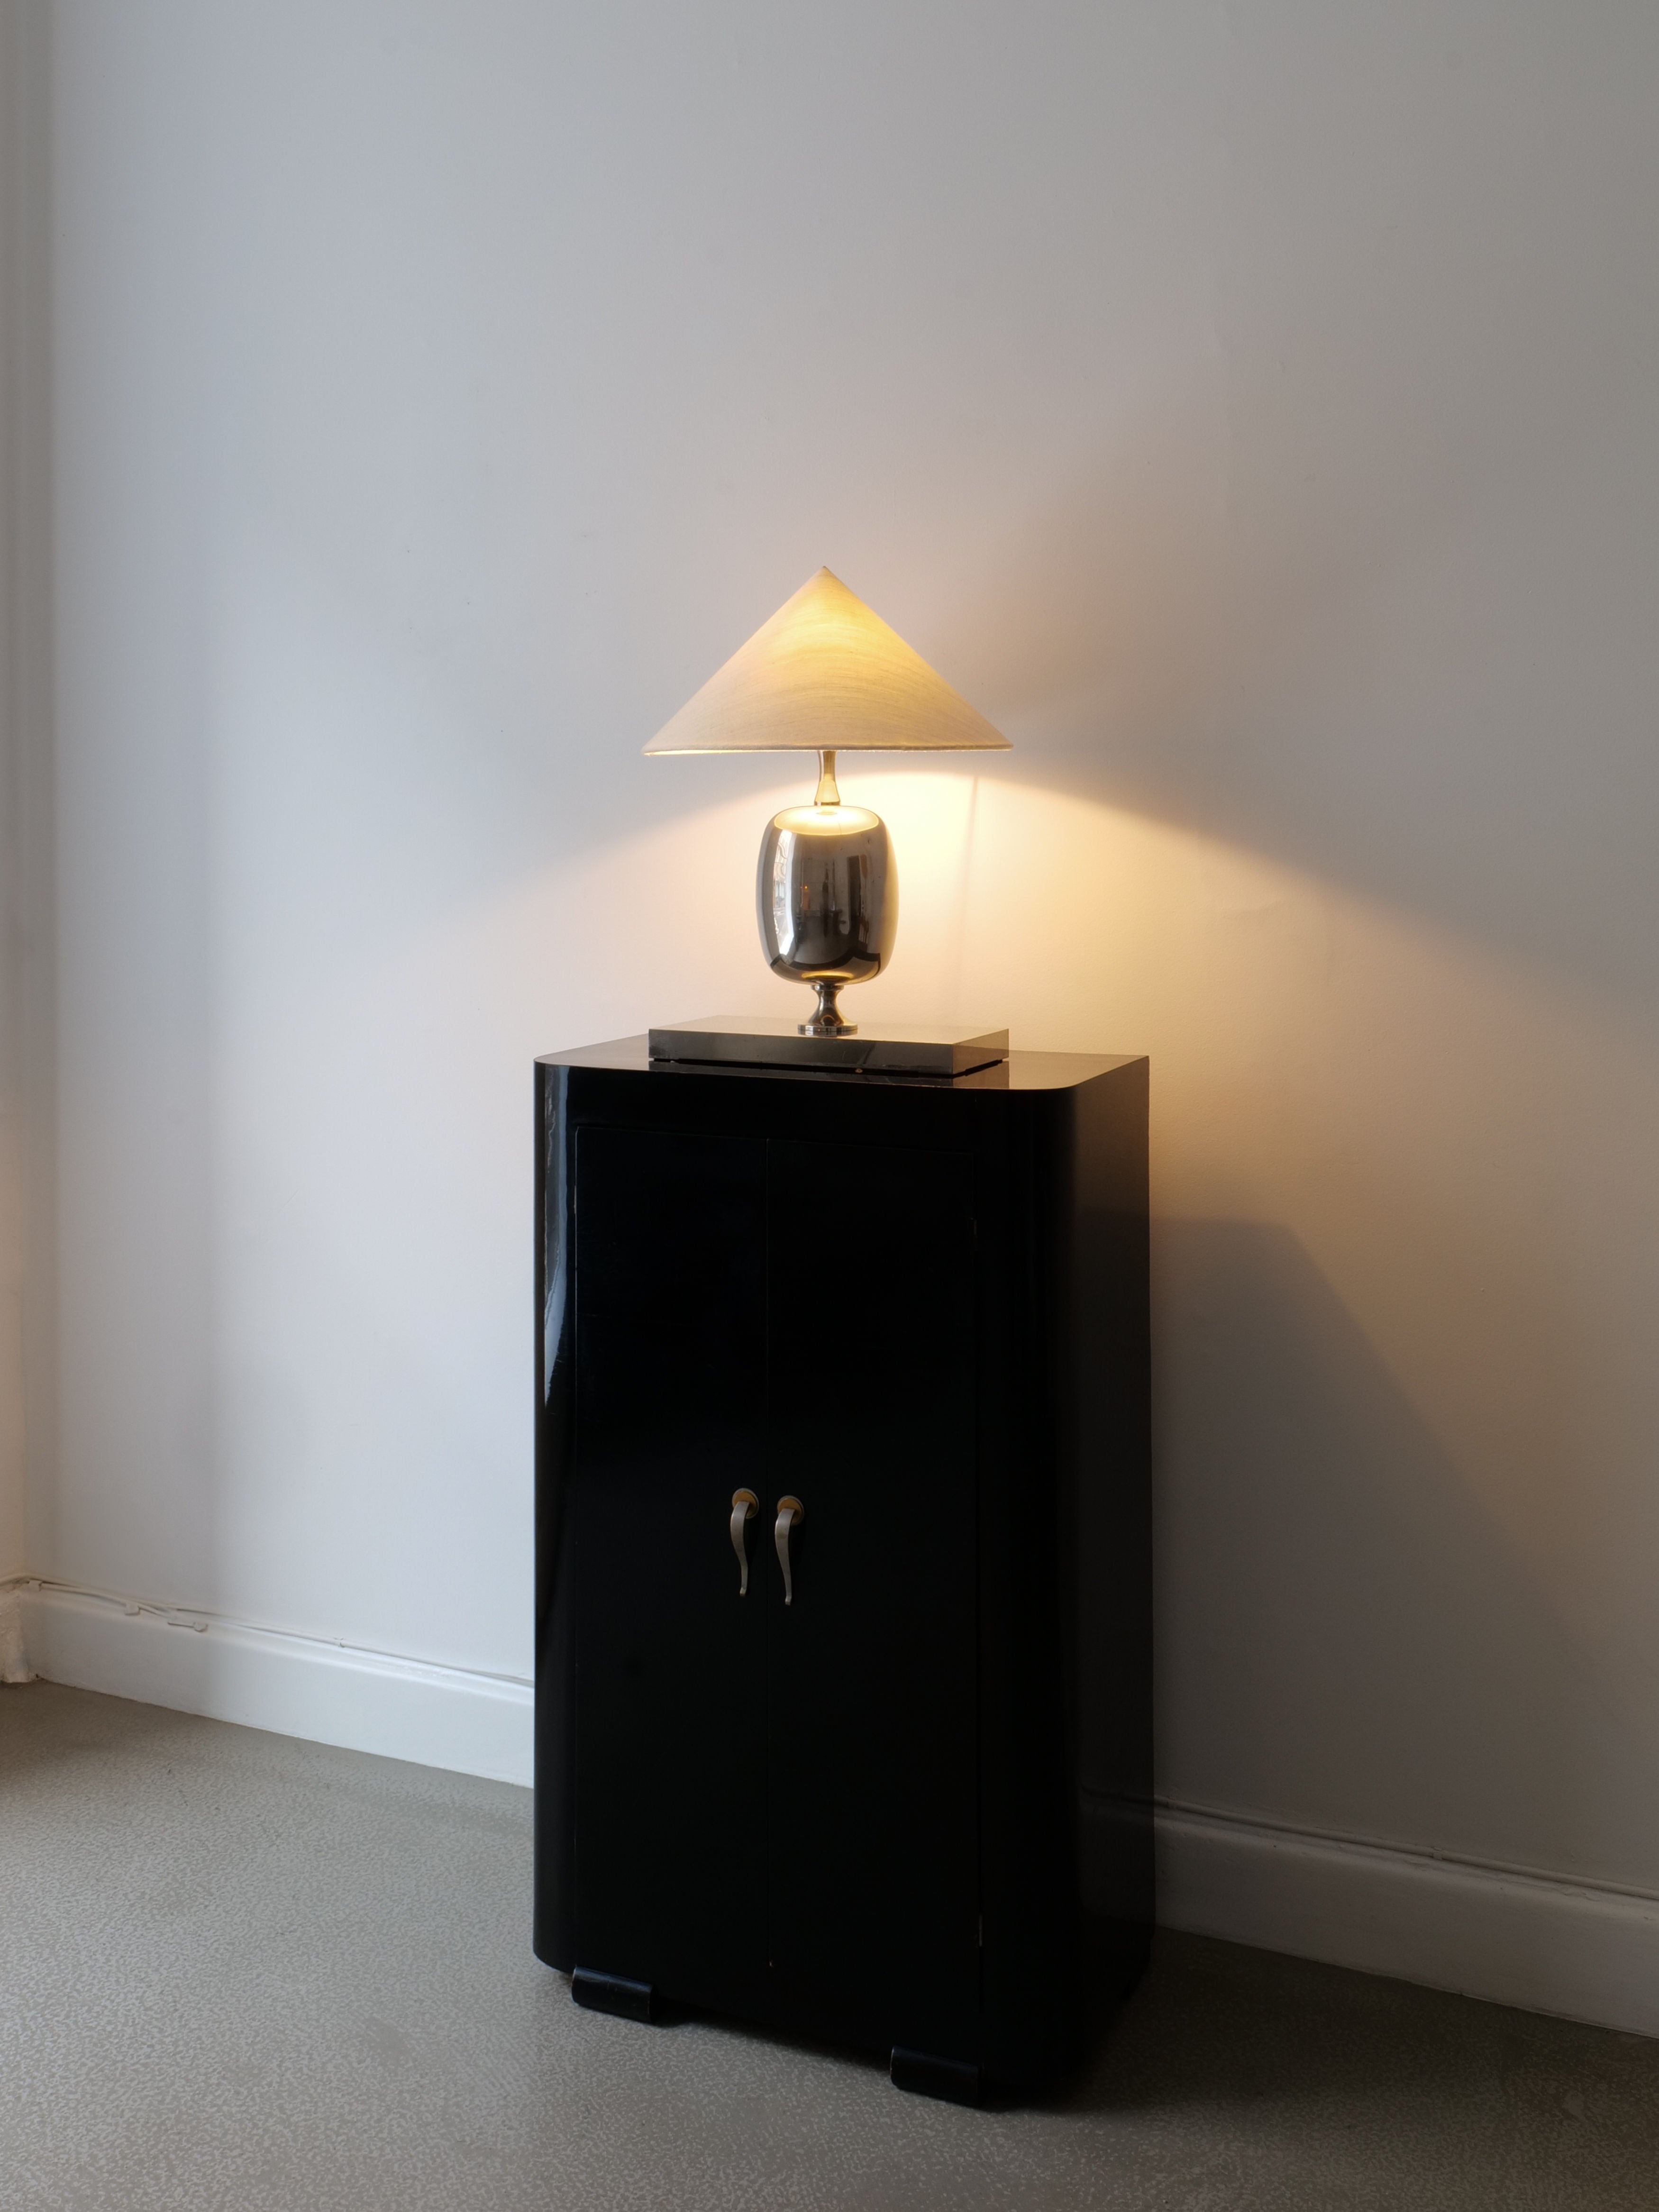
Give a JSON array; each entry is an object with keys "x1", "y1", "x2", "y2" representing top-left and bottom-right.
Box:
[{"x1": 765, "y1": 1138, "x2": 980, "y2": 2061}]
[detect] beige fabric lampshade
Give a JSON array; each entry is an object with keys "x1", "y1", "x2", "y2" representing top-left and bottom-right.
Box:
[{"x1": 643, "y1": 567, "x2": 1011, "y2": 754}]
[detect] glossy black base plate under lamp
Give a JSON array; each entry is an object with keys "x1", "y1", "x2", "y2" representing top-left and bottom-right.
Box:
[{"x1": 647, "y1": 1015, "x2": 1009, "y2": 1079}]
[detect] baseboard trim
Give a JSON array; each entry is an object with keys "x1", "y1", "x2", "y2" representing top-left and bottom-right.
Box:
[
  {"x1": 8, "y1": 1580, "x2": 533, "y2": 1786},
  {"x1": 10, "y1": 1581, "x2": 1655, "y2": 2039},
  {"x1": 1157, "y1": 1798, "x2": 1659, "y2": 2040}
]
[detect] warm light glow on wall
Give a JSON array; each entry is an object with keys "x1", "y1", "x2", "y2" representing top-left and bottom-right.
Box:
[{"x1": 469, "y1": 770, "x2": 1659, "y2": 1706}]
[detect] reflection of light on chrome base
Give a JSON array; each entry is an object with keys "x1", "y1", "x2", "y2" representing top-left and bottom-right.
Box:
[
  {"x1": 800, "y1": 979, "x2": 855, "y2": 1036},
  {"x1": 756, "y1": 750, "x2": 898, "y2": 1034}
]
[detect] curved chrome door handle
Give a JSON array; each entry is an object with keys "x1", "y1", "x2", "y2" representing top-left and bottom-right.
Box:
[
  {"x1": 730, "y1": 1489, "x2": 758, "y2": 1595},
  {"x1": 775, "y1": 1496, "x2": 804, "y2": 1605}
]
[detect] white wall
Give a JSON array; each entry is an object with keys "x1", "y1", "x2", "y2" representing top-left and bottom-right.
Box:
[
  {"x1": 24, "y1": 0, "x2": 1659, "y2": 2021},
  {"x1": 0, "y1": 4, "x2": 24, "y2": 1582},
  {"x1": 0, "y1": 0, "x2": 51, "y2": 1588}
]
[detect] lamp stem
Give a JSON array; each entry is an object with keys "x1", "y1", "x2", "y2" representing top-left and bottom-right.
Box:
[
  {"x1": 814, "y1": 748, "x2": 840, "y2": 806},
  {"x1": 802, "y1": 979, "x2": 850, "y2": 1035}
]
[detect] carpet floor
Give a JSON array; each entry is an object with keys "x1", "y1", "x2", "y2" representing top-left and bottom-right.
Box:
[{"x1": 1, "y1": 1680, "x2": 1656, "y2": 2211}]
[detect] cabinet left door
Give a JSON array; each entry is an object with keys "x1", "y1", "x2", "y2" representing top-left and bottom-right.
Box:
[{"x1": 571, "y1": 1125, "x2": 770, "y2": 2016}]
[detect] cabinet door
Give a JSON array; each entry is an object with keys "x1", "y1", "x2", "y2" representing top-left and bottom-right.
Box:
[
  {"x1": 765, "y1": 1138, "x2": 980, "y2": 2060},
  {"x1": 571, "y1": 1126, "x2": 769, "y2": 2015}
]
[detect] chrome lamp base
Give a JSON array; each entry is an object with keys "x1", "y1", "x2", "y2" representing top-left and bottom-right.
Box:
[
  {"x1": 646, "y1": 750, "x2": 1006, "y2": 1074},
  {"x1": 799, "y1": 980, "x2": 855, "y2": 1036},
  {"x1": 757, "y1": 751, "x2": 894, "y2": 1034}
]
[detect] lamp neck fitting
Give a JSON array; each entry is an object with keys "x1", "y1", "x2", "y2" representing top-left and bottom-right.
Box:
[{"x1": 814, "y1": 749, "x2": 840, "y2": 807}]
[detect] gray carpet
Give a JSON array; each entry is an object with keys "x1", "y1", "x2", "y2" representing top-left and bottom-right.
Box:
[{"x1": 2, "y1": 1683, "x2": 1657, "y2": 2210}]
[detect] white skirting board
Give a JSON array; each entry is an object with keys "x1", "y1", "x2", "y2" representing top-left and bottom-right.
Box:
[
  {"x1": 10, "y1": 1581, "x2": 534, "y2": 1786},
  {"x1": 10, "y1": 1581, "x2": 1658, "y2": 2041},
  {"x1": 1158, "y1": 1801, "x2": 1659, "y2": 2041}
]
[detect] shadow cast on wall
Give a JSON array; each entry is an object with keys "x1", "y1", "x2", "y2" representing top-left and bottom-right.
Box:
[{"x1": 1154, "y1": 1217, "x2": 1659, "y2": 1893}]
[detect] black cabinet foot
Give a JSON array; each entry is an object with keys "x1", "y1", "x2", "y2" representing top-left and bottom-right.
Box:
[
  {"x1": 572, "y1": 1969, "x2": 657, "y2": 2024},
  {"x1": 890, "y1": 2046, "x2": 982, "y2": 2106}
]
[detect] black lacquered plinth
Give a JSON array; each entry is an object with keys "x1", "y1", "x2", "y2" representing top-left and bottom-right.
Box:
[{"x1": 533, "y1": 1034, "x2": 1152, "y2": 2101}]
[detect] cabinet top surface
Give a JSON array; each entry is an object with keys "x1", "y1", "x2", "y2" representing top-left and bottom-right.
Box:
[{"x1": 537, "y1": 1034, "x2": 1142, "y2": 1093}]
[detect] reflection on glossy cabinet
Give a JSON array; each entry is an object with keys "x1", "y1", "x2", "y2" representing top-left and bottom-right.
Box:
[{"x1": 534, "y1": 1037, "x2": 1151, "y2": 2105}]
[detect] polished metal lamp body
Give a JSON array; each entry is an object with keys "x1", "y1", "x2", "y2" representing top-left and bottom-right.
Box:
[{"x1": 757, "y1": 752, "x2": 896, "y2": 1034}]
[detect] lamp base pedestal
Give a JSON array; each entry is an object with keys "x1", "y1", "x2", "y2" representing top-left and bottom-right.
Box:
[
  {"x1": 797, "y1": 980, "x2": 856, "y2": 1037},
  {"x1": 647, "y1": 1016, "x2": 1009, "y2": 1080}
]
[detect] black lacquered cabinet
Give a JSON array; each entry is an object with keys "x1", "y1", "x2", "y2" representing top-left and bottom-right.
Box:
[{"x1": 534, "y1": 1037, "x2": 1151, "y2": 2103}]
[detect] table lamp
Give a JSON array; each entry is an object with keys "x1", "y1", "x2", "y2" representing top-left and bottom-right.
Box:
[{"x1": 644, "y1": 568, "x2": 1010, "y2": 1060}]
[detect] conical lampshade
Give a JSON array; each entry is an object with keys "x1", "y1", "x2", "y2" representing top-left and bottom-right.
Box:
[{"x1": 644, "y1": 567, "x2": 1011, "y2": 755}]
